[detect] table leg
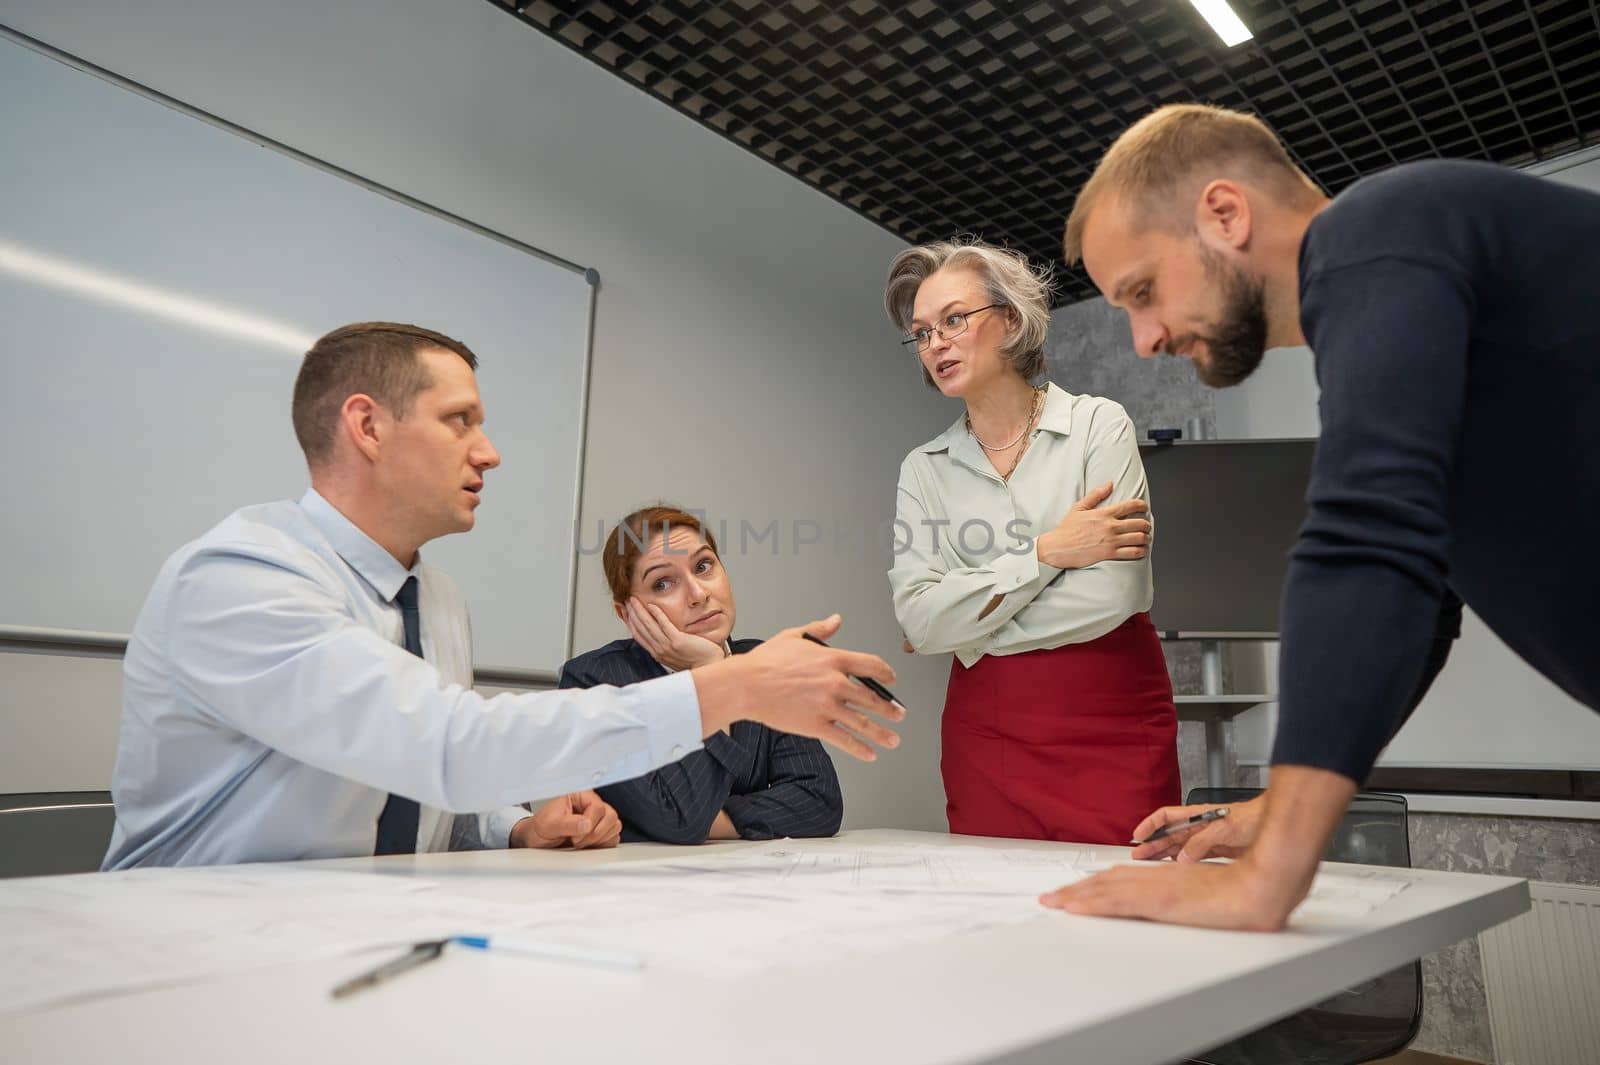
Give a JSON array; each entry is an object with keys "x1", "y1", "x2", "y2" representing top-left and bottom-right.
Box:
[{"x1": 1205, "y1": 719, "x2": 1226, "y2": 788}]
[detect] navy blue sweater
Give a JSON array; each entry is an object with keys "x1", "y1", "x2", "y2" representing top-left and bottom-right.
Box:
[
  {"x1": 557, "y1": 637, "x2": 844, "y2": 844},
  {"x1": 1275, "y1": 160, "x2": 1600, "y2": 781}
]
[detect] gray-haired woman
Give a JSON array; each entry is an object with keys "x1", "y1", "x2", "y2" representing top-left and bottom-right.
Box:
[{"x1": 884, "y1": 238, "x2": 1180, "y2": 845}]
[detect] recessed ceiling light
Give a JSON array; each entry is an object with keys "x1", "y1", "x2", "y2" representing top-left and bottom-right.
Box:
[{"x1": 1187, "y1": 0, "x2": 1253, "y2": 47}]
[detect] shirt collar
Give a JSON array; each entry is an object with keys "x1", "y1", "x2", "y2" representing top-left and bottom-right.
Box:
[
  {"x1": 913, "y1": 382, "x2": 1074, "y2": 454},
  {"x1": 299, "y1": 488, "x2": 419, "y2": 603},
  {"x1": 1035, "y1": 382, "x2": 1075, "y2": 437}
]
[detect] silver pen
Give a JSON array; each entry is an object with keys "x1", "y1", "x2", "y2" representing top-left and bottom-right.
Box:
[
  {"x1": 1132, "y1": 807, "x2": 1229, "y2": 845},
  {"x1": 331, "y1": 938, "x2": 448, "y2": 999}
]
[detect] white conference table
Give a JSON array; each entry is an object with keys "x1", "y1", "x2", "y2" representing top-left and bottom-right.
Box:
[{"x1": 3, "y1": 829, "x2": 1527, "y2": 1065}]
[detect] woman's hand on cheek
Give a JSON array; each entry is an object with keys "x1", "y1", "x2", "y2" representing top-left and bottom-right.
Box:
[{"x1": 625, "y1": 597, "x2": 726, "y2": 671}]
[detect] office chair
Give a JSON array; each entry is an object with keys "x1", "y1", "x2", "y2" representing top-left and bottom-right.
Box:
[
  {"x1": 1183, "y1": 788, "x2": 1423, "y2": 1065},
  {"x1": 0, "y1": 792, "x2": 116, "y2": 878}
]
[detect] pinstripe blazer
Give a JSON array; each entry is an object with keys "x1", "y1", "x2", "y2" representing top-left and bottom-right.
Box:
[{"x1": 557, "y1": 637, "x2": 843, "y2": 844}]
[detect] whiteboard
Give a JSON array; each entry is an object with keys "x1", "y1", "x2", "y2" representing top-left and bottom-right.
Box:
[{"x1": 0, "y1": 35, "x2": 593, "y2": 675}]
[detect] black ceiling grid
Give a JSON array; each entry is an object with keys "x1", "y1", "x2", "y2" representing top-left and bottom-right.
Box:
[{"x1": 490, "y1": 0, "x2": 1600, "y2": 303}]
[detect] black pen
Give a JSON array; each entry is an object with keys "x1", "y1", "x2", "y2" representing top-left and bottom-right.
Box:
[
  {"x1": 1133, "y1": 807, "x2": 1229, "y2": 845},
  {"x1": 332, "y1": 939, "x2": 448, "y2": 999},
  {"x1": 801, "y1": 632, "x2": 909, "y2": 712}
]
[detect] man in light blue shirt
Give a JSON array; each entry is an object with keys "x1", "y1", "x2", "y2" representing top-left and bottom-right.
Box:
[{"x1": 104, "y1": 322, "x2": 903, "y2": 869}]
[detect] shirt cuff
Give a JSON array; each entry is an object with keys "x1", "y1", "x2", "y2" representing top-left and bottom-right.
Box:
[
  {"x1": 988, "y1": 539, "x2": 1058, "y2": 592},
  {"x1": 630, "y1": 671, "x2": 705, "y2": 770},
  {"x1": 485, "y1": 806, "x2": 528, "y2": 849}
]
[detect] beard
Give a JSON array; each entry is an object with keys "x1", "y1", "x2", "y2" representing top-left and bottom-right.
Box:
[{"x1": 1178, "y1": 251, "x2": 1268, "y2": 388}]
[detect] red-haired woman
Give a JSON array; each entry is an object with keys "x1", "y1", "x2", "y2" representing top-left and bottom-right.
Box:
[{"x1": 557, "y1": 505, "x2": 844, "y2": 845}]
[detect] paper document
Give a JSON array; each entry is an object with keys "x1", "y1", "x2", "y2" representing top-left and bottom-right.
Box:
[
  {"x1": 1292, "y1": 867, "x2": 1412, "y2": 924},
  {"x1": 0, "y1": 866, "x2": 452, "y2": 1015},
  {"x1": 1, "y1": 842, "x2": 1418, "y2": 1014},
  {"x1": 428, "y1": 886, "x2": 1045, "y2": 979},
  {"x1": 586, "y1": 841, "x2": 1094, "y2": 898}
]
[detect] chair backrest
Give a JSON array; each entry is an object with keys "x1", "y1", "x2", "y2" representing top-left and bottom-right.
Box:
[
  {"x1": 1184, "y1": 788, "x2": 1410, "y2": 868},
  {"x1": 0, "y1": 792, "x2": 116, "y2": 878}
]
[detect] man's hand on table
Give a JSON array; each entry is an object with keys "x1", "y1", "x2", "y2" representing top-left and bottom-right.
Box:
[
  {"x1": 1038, "y1": 766, "x2": 1359, "y2": 931},
  {"x1": 511, "y1": 790, "x2": 623, "y2": 850},
  {"x1": 1038, "y1": 856, "x2": 1305, "y2": 931}
]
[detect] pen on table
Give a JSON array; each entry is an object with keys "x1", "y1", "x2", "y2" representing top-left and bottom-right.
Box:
[
  {"x1": 331, "y1": 938, "x2": 447, "y2": 999},
  {"x1": 1132, "y1": 807, "x2": 1229, "y2": 845},
  {"x1": 332, "y1": 935, "x2": 644, "y2": 999},
  {"x1": 453, "y1": 935, "x2": 645, "y2": 971},
  {"x1": 801, "y1": 632, "x2": 909, "y2": 712}
]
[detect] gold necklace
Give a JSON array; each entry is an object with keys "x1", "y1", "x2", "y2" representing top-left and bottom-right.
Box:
[
  {"x1": 967, "y1": 385, "x2": 1045, "y2": 450},
  {"x1": 1001, "y1": 428, "x2": 1033, "y2": 482}
]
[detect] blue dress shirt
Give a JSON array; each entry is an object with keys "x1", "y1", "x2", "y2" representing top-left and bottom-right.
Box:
[
  {"x1": 103, "y1": 489, "x2": 703, "y2": 869},
  {"x1": 559, "y1": 638, "x2": 843, "y2": 844}
]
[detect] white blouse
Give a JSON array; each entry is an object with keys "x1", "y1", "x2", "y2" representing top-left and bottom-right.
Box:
[{"x1": 889, "y1": 383, "x2": 1155, "y2": 667}]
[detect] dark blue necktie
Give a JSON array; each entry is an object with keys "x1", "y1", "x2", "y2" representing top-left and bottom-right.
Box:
[{"x1": 374, "y1": 576, "x2": 422, "y2": 856}]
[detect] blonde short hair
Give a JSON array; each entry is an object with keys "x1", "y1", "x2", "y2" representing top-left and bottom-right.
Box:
[
  {"x1": 1062, "y1": 103, "x2": 1323, "y2": 265},
  {"x1": 883, "y1": 238, "x2": 1054, "y2": 384}
]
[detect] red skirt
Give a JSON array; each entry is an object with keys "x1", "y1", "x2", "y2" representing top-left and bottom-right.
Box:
[{"x1": 942, "y1": 612, "x2": 1180, "y2": 845}]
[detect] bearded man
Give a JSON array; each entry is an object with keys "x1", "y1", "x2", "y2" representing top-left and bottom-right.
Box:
[{"x1": 1041, "y1": 103, "x2": 1600, "y2": 931}]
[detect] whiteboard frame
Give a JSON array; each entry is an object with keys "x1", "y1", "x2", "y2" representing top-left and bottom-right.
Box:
[{"x1": 1, "y1": 24, "x2": 598, "y2": 676}]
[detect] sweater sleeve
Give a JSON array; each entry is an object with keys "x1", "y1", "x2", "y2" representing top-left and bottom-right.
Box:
[{"x1": 1272, "y1": 254, "x2": 1470, "y2": 780}]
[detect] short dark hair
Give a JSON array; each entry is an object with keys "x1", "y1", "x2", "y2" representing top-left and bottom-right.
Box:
[{"x1": 291, "y1": 322, "x2": 479, "y2": 466}]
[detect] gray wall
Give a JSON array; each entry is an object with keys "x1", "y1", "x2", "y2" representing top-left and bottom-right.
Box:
[
  {"x1": 1408, "y1": 813, "x2": 1600, "y2": 1061},
  {"x1": 1046, "y1": 298, "x2": 1217, "y2": 441},
  {"x1": 0, "y1": 0, "x2": 955, "y2": 830}
]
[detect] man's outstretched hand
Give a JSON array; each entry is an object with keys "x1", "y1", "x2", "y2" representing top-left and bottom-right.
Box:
[{"x1": 692, "y1": 614, "x2": 904, "y2": 762}]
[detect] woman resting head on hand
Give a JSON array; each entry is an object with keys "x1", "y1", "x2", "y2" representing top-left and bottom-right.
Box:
[
  {"x1": 609, "y1": 508, "x2": 736, "y2": 672},
  {"x1": 556, "y1": 504, "x2": 845, "y2": 844}
]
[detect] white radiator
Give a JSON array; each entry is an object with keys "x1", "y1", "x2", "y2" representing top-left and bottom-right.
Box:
[{"x1": 1479, "y1": 880, "x2": 1600, "y2": 1065}]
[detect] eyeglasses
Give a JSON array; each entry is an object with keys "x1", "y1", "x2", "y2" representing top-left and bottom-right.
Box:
[{"x1": 901, "y1": 304, "x2": 1008, "y2": 351}]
